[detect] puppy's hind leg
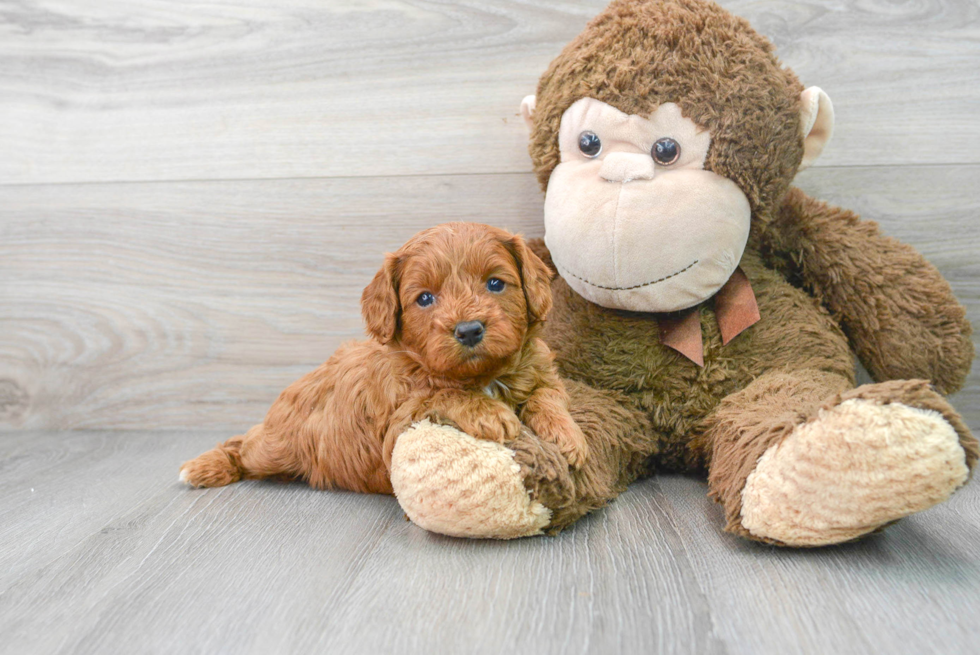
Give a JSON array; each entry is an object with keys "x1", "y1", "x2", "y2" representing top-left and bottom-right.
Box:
[
  {"x1": 180, "y1": 424, "x2": 289, "y2": 488},
  {"x1": 179, "y1": 434, "x2": 246, "y2": 488}
]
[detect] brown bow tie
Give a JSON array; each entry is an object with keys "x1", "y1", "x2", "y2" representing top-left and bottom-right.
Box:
[{"x1": 658, "y1": 268, "x2": 760, "y2": 366}]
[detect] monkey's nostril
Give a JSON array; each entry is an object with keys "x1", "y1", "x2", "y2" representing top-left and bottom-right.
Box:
[{"x1": 454, "y1": 321, "x2": 485, "y2": 347}]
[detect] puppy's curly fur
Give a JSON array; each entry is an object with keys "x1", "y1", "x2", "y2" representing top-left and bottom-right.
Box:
[{"x1": 180, "y1": 222, "x2": 587, "y2": 494}]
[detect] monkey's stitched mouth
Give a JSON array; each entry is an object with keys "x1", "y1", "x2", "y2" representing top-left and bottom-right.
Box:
[{"x1": 553, "y1": 259, "x2": 699, "y2": 291}]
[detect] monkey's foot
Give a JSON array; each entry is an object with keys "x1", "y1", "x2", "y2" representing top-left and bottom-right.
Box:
[
  {"x1": 390, "y1": 420, "x2": 551, "y2": 539},
  {"x1": 739, "y1": 399, "x2": 970, "y2": 546}
]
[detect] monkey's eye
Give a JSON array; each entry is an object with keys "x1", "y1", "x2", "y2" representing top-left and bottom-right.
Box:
[
  {"x1": 486, "y1": 278, "x2": 505, "y2": 293},
  {"x1": 416, "y1": 292, "x2": 435, "y2": 307},
  {"x1": 652, "y1": 138, "x2": 681, "y2": 165},
  {"x1": 578, "y1": 131, "x2": 602, "y2": 158}
]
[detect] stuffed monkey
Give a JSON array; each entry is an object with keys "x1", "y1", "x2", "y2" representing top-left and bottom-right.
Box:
[{"x1": 388, "y1": 0, "x2": 976, "y2": 546}]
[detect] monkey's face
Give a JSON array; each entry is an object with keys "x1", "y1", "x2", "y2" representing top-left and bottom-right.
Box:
[{"x1": 543, "y1": 98, "x2": 751, "y2": 313}]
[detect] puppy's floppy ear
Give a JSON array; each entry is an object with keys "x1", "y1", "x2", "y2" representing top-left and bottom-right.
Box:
[
  {"x1": 504, "y1": 234, "x2": 553, "y2": 324},
  {"x1": 361, "y1": 253, "x2": 401, "y2": 344}
]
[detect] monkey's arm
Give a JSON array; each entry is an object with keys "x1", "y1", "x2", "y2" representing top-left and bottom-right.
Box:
[{"x1": 762, "y1": 186, "x2": 973, "y2": 394}]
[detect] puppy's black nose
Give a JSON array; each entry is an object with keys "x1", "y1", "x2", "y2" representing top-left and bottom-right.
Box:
[{"x1": 454, "y1": 321, "x2": 485, "y2": 347}]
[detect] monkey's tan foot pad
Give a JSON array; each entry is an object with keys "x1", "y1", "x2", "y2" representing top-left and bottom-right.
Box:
[
  {"x1": 740, "y1": 399, "x2": 969, "y2": 547},
  {"x1": 390, "y1": 419, "x2": 551, "y2": 539}
]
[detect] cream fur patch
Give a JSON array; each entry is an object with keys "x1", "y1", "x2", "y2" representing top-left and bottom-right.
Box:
[
  {"x1": 390, "y1": 420, "x2": 551, "y2": 539},
  {"x1": 798, "y1": 86, "x2": 834, "y2": 171},
  {"x1": 544, "y1": 98, "x2": 751, "y2": 313},
  {"x1": 740, "y1": 399, "x2": 969, "y2": 547}
]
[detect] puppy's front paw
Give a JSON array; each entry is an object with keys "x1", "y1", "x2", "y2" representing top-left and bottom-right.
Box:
[
  {"x1": 424, "y1": 394, "x2": 522, "y2": 443},
  {"x1": 558, "y1": 423, "x2": 589, "y2": 470},
  {"x1": 460, "y1": 405, "x2": 523, "y2": 443},
  {"x1": 420, "y1": 398, "x2": 522, "y2": 444},
  {"x1": 525, "y1": 410, "x2": 589, "y2": 469},
  {"x1": 548, "y1": 419, "x2": 589, "y2": 469}
]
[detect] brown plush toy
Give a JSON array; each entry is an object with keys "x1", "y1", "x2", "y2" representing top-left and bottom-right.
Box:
[{"x1": 387, "y1": 0, "x2": 977, "y2": 546}]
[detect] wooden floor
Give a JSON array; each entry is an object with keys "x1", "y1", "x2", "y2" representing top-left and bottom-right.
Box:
[
  {"x1": 3, "y1": 430, "x2": 980, "y2": 654},
  {"x1": 2, "y1": 1, "x2": 979, "y2": 653}
]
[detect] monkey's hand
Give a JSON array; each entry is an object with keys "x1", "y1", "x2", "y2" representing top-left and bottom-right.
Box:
[{"x1": 764, "y1": 187, "x2": 973, "y2": 394}]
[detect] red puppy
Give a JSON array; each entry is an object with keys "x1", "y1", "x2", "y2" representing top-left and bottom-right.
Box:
[{"x1": 180, "y1": 222, "x2": 587, "y2": 494}]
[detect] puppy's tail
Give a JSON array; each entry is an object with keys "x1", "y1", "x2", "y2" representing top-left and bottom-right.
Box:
[{"x1": 179, "y1": 433, "x2": 246, "y2": 488}]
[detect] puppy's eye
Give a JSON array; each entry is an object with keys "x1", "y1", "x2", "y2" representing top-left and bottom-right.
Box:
[
  {"x1": 416, "y1": 292, "x2": 435, "y2": 307},
  {"x1": 486, "y1": 278, "x2": 505, "y2": 293},
  {"x1": 652, "y1": 137, "x2": 681, "y2": 165},
  {"x1": 578, "y1": 131, "x2": 601, "y2": 158}
]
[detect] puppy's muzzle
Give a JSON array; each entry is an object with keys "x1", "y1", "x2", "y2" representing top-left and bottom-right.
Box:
[{"x1": 454, "y1": 321, "x2": 485, "y2": 347}]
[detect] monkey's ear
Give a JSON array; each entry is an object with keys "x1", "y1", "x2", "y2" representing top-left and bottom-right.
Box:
[
  {"x1": 520, "y1": 95, "x2": 536, "y2": 131},
  {"x1": 361, "y1": 254, "x2": 401, "y2": 344},
  {"x1": 506, "y1": 234, "x2": 553, "y2": 325},
  {"x1": 798, "y1": 87, "x2": 834, "y2": 171}
]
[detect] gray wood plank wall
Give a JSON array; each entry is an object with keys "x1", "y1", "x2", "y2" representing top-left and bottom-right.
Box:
[{"x1": 2, "y1": 0, "x2": 978, "y2": 434}]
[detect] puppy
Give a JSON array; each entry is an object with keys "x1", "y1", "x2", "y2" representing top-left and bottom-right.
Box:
[{"x1": 180, "y1": 222, "x2": 587, "y2": 494}]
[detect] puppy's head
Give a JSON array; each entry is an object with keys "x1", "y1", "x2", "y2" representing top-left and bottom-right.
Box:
[{"x1": 361, "y1": 222, "x2": 553, "y2": 379}]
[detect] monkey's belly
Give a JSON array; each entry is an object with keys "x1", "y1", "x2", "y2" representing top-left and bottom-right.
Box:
[{"x1": 542, "y1": 255, "x2": 854, "y2": 470}]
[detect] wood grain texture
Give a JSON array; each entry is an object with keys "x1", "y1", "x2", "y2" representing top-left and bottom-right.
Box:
[
  {"x1": 1, "y1": 166, "x2": 977, "y2": 432},
  {"x1": 0, "y1": 173, "x2": 544, "y2": 431},
  {"x1": 1, "y1": 0, "x2": 979, "y2": 185},
  {"x1": 2, "y1": 430, "x2": 980, "y2": 654}
]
